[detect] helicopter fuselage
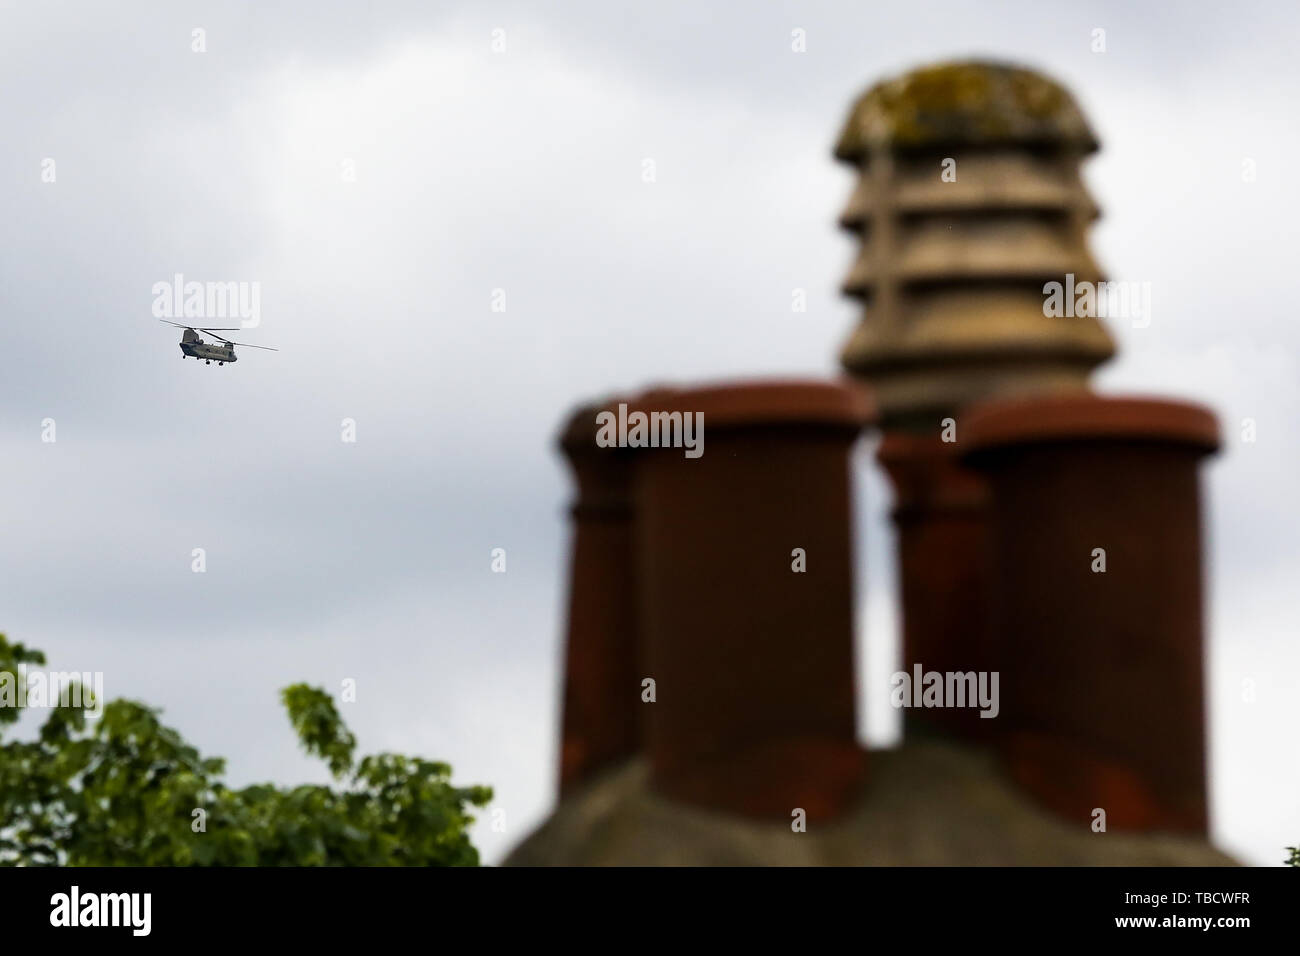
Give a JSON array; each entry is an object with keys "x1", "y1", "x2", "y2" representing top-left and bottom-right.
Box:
[
  {"x1": 165, "y1": 322, "x2": 272, "y2": 363},
  {"x1": 180, "y1": 339, "x2": 237, "y2": 363}
]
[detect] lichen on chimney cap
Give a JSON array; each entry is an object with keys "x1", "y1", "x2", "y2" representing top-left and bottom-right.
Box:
[{"x1": 834, "y1": 60, "x2": 1099, "y2": 160}]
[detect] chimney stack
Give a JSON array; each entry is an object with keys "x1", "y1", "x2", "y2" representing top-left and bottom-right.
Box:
[
  {"x1": 835, "y1": 61, "x2": 1115, "y2": 740},
  {"x1": 631, "y1": 381, "x2": 873, "y2": 820},
  {"x1": 512, "y1": 60, "x2": 1233, "y2": 864},
  {"x1": 555, "y1": 400, "x2": 642, "y2": 793},
  {"x1": 963, "y1": 395, "x2": 1220, "y2": 831}
]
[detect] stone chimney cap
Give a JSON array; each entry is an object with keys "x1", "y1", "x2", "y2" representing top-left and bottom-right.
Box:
[{"x1": 834, "y1": 60, "x2": 1099, "y2": 161}]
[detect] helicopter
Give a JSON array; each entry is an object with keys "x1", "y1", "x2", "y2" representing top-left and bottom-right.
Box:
[{"x1": 160, "y1": 320, "x2": 278, "y2": 365}]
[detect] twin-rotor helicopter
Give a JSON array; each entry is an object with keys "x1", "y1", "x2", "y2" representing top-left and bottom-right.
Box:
[{"x1": 159, "y1": 320, "x2": 278, "y2": 366}]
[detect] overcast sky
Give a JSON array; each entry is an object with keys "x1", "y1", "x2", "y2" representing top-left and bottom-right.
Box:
[{"x1": 2, "y1": 0, "x2": 1296, "y2": 865}]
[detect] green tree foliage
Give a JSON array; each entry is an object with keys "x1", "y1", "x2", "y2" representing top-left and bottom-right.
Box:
[
  {"x1": 0, "y1": 634, "x2": 491, "y2": 866},
  {"x1": 1287, "y1": 846, "x2": 1299, "y2": 867}
]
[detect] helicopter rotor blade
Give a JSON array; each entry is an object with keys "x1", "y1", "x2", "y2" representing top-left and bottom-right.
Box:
[
  {"x1": 204, "y1": 331, "x2": 272, "y2": 347},
  {"x1": 187, "y1": 329, "x2": 277, "y2": 348},
  {"x1": 158, "y1": 319, "x2": 276, "y2": 350},
  {"x1": 158, "y1": 319, "x2": 242, "y2": 331}
]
